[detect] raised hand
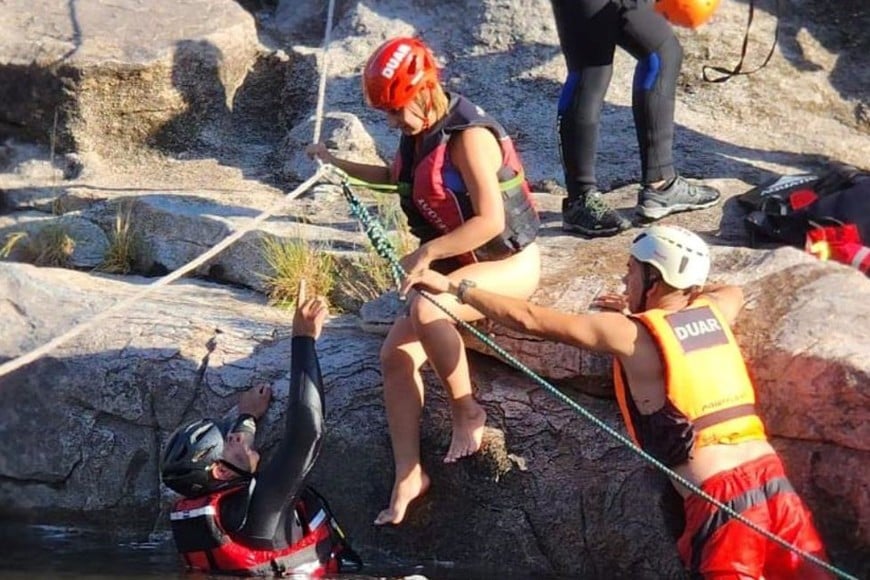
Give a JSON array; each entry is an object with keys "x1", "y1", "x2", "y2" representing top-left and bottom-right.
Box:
[
  {"x1": 292, "y1": 279, "x2": 329, "y2": 339},
  {"x1": 238, "y1": 383, "x2": 272, "y2": 420}
]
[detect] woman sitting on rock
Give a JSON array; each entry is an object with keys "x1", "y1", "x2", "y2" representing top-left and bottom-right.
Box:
[{"x1": 307, "y1": 37, "x2": 541, "y2": 526}]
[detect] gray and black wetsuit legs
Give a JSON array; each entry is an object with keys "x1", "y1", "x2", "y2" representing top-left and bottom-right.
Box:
[
  {"x1": 559, "y1": 70, "x2": 632, "y2": 236},
  {"x1": 558, "y1": 67, "x2": 613, "y2": 201},
  {"x1": 632, "y1": 34, "x2": 682, "y2": 187}
]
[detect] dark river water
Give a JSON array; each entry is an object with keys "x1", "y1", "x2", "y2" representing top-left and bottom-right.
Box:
[{"x1": 0, "y1": 520, "x2": 567, "y2": 580}]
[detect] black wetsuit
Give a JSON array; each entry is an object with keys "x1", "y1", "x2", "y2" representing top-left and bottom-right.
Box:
[
  {"x1": 220, "y1": 336, "x2": 325, "y2": 549},
  {"x1": 551, "y1": 0, "x2": 682, "y2": 200}
]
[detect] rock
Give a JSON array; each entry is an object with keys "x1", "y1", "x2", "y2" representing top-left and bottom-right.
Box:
[
  {"x1": 0, "y1": 261, "x2": 689, "y2": 576},
  {"x1": 0, "y1": 0, "x2": 263, "y2": 157},
  {"x1": 359, "y1": 290, "x2": 406, "y2": 335},
  {"x1": 0, "y1": 210, "x2": 109, "y2": 268},
  {"x1": 1, "y1": 0, "x2": 869, "y2": 576},
  {"x1": 278, "y1": 112, "x2": 385, "y2": 184}
]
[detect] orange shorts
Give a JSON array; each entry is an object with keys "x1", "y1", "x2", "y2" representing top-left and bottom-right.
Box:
[{"x1": 677, "y1": 453, "x2": 832, "y2": 579}]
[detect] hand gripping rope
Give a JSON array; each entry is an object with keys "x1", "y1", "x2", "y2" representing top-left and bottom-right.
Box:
[{"x1": 325, "y1": 165, "x2": 856, "y2": 580}]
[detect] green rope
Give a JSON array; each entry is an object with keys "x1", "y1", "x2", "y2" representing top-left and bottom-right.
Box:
[{"x1": 333, "y1": 173, "x2": 856, "y2": 580}]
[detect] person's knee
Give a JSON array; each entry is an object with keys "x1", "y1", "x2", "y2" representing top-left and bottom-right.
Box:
[
  {"x1": 408, "y1": 296, "x2": 446, "y2": 329},
  {"x1": 634, "y1": 36, "x2": 682, "y2": 93},
  {"x1": 655, "y1": 34, "x2": 683, "y2": 75},
  {"x1": 559, "y1": 66, "x2": 612, "y2": 128},
  {"x1": 379, "y1": 341, "x2": 396, "y2": 369},
  {"x1": 379, "y1": 334, "x2": 408, "y2": 369}
]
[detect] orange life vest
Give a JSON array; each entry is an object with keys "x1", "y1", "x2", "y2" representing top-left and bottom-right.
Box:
[{"x1": 613, "y1": 298, "x2": 766, "y2": 465}]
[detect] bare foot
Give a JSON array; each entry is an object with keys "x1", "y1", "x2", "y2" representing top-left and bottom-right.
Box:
[
  {"x1": 444, "y1": 403, "x2": 487, "y2": 463},
  {"x1": 373, "y1": 466, "x2": 430, "y2": 526}
]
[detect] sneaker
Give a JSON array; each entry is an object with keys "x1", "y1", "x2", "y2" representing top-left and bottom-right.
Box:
[
  {"x1": 562, "y1": 191, "x2": 632, "y2": 237},
  {"x1": 636, "y1": 176, "x2": 721, "y2": 220}
]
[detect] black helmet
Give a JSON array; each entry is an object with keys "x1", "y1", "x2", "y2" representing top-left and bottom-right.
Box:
[{"x1": 160, "y1": 419, "x2": 227, "y2": 497}]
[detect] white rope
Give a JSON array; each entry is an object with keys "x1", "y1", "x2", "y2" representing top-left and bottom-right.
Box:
[
  {"x1": 0, "y1": 168, "x2": 326, "y2": 380},
  {"x1": 0, "y1": 0, "x2": 341, "y2": 381},
  {"x1": 311, "y1": 0, "x2": 338, "y2": 145}
]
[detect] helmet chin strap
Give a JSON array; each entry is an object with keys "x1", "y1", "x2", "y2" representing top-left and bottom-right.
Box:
[{"x1": 217, "y1": 458, "x2": 254, "y2": 480}]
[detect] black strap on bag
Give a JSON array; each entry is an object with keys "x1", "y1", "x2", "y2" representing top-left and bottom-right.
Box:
[{"x1": 703, "y1": 0, "x2": 782, "y2": 83}]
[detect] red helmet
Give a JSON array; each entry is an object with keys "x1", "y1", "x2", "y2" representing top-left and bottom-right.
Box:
[
  {"x1": 362, "y1": 37, "x2": 438, "y2": 110},
  {"x1": 654, "y1": 0, "x2": 721, "y2": 29}
]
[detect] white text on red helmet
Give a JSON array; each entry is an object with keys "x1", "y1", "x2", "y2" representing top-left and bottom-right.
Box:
[{"x1": 382, "y1": 44, "x2": 412, "y2": 79}]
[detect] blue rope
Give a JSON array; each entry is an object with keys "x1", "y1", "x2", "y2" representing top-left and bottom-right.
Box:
[{"x1": 335, "y1": 176, "x2": 856, "y2": 580}]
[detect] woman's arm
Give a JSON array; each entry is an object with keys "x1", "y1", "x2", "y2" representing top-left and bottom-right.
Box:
[{"x1": 306, "y1": 143, "x2": 392, "y2": 185}]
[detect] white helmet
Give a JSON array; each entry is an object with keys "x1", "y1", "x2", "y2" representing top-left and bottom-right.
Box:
[{"x1": 630, "y1": 225, "x2": 710, "y2": 289}]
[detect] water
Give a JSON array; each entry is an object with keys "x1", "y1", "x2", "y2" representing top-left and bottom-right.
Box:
[{"x1": 0, "y1": 521, "x2": 563, "y2": 580}]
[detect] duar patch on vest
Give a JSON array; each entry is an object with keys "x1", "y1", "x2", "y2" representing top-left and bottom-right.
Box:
[{"x1": 665, "y1": 307, "x2": 728, "y2": 352}]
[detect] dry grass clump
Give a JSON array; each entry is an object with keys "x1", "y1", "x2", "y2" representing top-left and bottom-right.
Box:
[
  {"x1": 261, "y1": 235, "x2": 335, "y2": 310},
  {"x1": 0, "y1": 225, "x2": 76, "y2": 267},
  {"x1": 0, "y1": 232, "x2": 28, "y2": 259},
  {"x1": 261, "y1": 193, "x2": 415, "y2": 314},
  {"x1": 99, "y1": 204, "x2": 141, "y2": 274},
  {"x1": 332, "y1": 193, "x2": 415, "y2": 311}
]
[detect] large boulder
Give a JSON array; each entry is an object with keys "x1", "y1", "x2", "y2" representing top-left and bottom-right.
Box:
[
  {"x1": 0, "y1": 0, "x2": 264, "y2": 157},
  {"x1": 0, "y1": 261, "x2": 681, "y2": 576},
  {"x1": 1, "y1": 248, "x2": 868, "y2": 577}
]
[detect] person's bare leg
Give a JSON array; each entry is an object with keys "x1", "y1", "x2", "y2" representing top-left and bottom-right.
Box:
[
  {"x1": 411, "y1": 302, "x2": 487, "y2": 463},
  {"x1": 374, "y1": 317, "x2": 431, "y2": 526},
  {"x1": 414, "y1": 244, "x2": 542, "y2": 464}
]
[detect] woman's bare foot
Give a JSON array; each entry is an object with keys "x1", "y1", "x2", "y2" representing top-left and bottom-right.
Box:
[
  {"x1": 444, "y1": 403, "x2": 487, "y2": 463},
  {"x1": 373, "y1": 466, "x2": 430, "y2": 526}
]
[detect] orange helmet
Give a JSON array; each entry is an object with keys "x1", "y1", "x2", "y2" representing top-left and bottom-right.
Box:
[
  {"x1": 654, "y1": 0, "x2": 721, "y2": 29},
  {"x1": 362, "y1": 37, "x2": 438, "y2": 110}
]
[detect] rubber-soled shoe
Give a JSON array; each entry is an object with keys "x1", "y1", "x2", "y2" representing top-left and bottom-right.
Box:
[
  {"x1": 562, "y1": 191, "x2": 632, "y2": 237},
  {"x1": 636, "y1": 176, "x2": 721, "y2": 220}
]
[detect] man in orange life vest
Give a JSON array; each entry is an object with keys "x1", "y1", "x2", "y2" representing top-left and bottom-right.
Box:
[
  {"x1": 400, "y1": 225, "x2": 831, "y2": 578},
  {"x1": 159, "y1": 280, "x2": 361, "y2": 576}
]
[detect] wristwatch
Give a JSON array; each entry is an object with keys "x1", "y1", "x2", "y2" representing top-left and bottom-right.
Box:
[{"x1": 456, "y1": 279, "x2": 476, "y2": 304}]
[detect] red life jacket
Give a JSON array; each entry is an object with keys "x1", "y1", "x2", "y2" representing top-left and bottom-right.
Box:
[
  {"x1": 391, "y1": 93, "x2": 539, "y2": 266},
  {"x1": 169, "y1": 486, "x2": 346, "y2": 576}
]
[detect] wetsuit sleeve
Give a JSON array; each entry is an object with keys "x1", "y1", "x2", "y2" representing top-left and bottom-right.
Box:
[{"x1": 237, "y1": 336, "x2": 325, "y2": 548}]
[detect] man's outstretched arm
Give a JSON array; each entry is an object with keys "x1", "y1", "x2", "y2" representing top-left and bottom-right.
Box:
[
  {"x1": 240, "y1": 281, "x2": 329, "y2": 547},
  {"x1": 401, "y1": 271, "x2": 639, "y2": 357}
]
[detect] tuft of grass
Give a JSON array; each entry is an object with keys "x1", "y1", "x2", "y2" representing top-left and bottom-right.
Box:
[
  {"x1": 0, "y1": 231, "x2": 29, "y2": 259},
  {"x1": 29, "y1": 224, "x2": 76, "y2": 267},
  {"x1": 51, "y1": 196, "x2": 67, "y2": 215},
  {"x1": 332, "y1": 194, "x2": 416, "y2": 311},
  {"x1": 261, "y1": 235, "x2": 335, "y2": 310},
  {"x1": 99, "y1": 203, "x2": 140, "y2": 274}
]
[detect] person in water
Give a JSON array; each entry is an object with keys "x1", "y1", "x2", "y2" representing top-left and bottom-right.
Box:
[
  {"x1": 159, "y1": 280, "x2": 362, "y2": 576},
  {"x1": 307, "y1": 36, "x2": 541, "y2": 526},
  {"x1": 400, "y1": 225, "x2": 831, "y2": 578},
  {"x1": 550, "y1": 0, "x2": 721, "y2": 236}
]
